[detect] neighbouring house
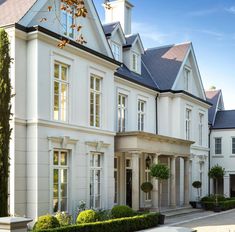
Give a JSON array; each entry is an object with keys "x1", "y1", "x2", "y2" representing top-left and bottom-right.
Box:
[
  {"x1": 207, "y1": 89, "x2": 235, "y2": 198},
  {"x1": 0, "y1": 0, "x2": 211, "y2": 220}
]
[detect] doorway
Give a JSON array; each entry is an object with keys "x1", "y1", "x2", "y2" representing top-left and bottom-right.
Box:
[
  {"x1": 126, "y1": 169, "x2": 132, "y2": 207},
  {"x1": 230, "y1": 175, "x2": 235, "y2": 197}
]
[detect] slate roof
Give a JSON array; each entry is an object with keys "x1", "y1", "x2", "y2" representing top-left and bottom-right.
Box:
[
  {"x1": 102, "y1": 22, "x2": 119, "y2": 36},
  {"x1": 206, "y1": 90, "x2": 221, "y2": 125},
  {"x1": 213, "y1": 110, "x2": 235, "y2": 129},
  {"x1": 142, "y1": 43, "x2": 191, "y2": 90},
  {"x1": 116, "y1": 63, "x2": 158, "y2": 90},
  {"x1": 0, "y1": 0, "x2": 37, "y2": 26},
  {"x1": 125, "y1": 34, "x2": 138, "y2": 46}
]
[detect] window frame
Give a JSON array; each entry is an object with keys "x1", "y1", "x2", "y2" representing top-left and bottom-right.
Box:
[
  {"x1": 185, "y1": 108, "x2": 191, "y2": 140},
  {"x1": 199, "y1": 113, "x2": 204, "y2": 146},
  {"x1": 89, "y1": 153, "x2": 103, "y2": 209},
  {"x1": 61, "y1": 8, "x2": 75, "y2": 38},
  {"x1": 53, "y1": 62, "x2": 69, "y2": 122},
  {"x1": 184, "y1": 67, "x2": 191, "y2": 91},
  {"x1": 52, "y1": 150, "x2": 69, "y2": 213},
  {"x1": 215, "y1": 137, "x2": 222, "y2": 155},
  {"x1": 90, "y1": 74, "x2": 102, "y2": 128},
  {"x1": 132, "y1": 52, "x2": 139, "y2": 73},
  {"x1": 111, "y1": 42, "x2": 121, "y2": 61},
  {"x1": 117, "y1": 93, "x2": 127, "y2": 132},
  {"x1": 137, "y1": 99, "x2": 146, "y2": 131},
  {"x1": 232, "y1": 137, "x2": 235, "y2": 154}
]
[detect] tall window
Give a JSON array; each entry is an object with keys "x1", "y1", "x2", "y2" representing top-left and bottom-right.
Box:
[
  {"x1": 112, "y1": 42, "x2": 121, "y2": 61},
  {"x1": 145, "y1": 156, "x2": 152, "y2": 201},
  {"x1": 138, "y1": 100, "x2": 145, "y2": 131},
  {"x1": 199, "y1": 162, "x2": 203, "y2": 197},
  {"x1": 54, "y1": 63, "x2": 68, "y2": 121},
  {"x1": 184, "y1": 68, "x2": 190, "y2": 91},
  {"x1": 114, "y1": 157, "x2": 119, "y2": 204},
  {"x1": 90, "y1": 153, "x2": 102, "y2": 209},
  {"x1": 185, "y1": 109, "x2": 191, "y2": 140},
  {"x1": 232, "y1": 138, "x2": 235, "y2": 154},
  {"x1": 90, "y1": 75, "x2": 101, "y2": 127},
  {"x1": 53, "y1": 150, "x2": 68, "y2": 213},
  {"x1": 132, "y1": 52, "x2": 138, "y2": 72},
  {"x1": 199, "y1": 113, "x2": 204, "y2": 146},
  {"x1": 215, "y1": 138, "x2": 222, "y2": 154},
  {"x1": 118, "y1": 94, "x2": 127, "y2": 132},
  {"x1": 61, "y1": 10, "x2": 74, "y2": 38}
]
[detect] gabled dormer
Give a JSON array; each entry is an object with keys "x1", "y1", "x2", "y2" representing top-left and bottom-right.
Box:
[
  {"x1": 103, "y1": 22, "x2": 126, "y2": 62},
  {"x1": 123, "y1": 34, "x2": 145, "y2": 74}
]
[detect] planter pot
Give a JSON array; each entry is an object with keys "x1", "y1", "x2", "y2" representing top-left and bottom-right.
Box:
[
  {"x1": 213, "y1": 205, "x2": 221, "y2": 213},
  {"x1": 189, "y1": 201, "x2": 197, "y2": 208},
  {"x1": 158, "y1": 214, "x2": 165, "y2": 225}
]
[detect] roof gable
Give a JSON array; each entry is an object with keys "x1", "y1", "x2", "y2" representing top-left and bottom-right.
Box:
[
  {"x1": 142, "y1": 43, "x2": 190, "y2": 90},
  {"x1": 124, "y1": 34, "x2": 144, "y2": 54}
]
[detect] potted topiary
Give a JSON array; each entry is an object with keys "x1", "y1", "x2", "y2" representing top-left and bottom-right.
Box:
[
  {"x1": 208, "y1": 165, "x2": 225, "y2": 212},
  {"x1": 190, "y1": 181, "x2": 202, "y2": 208},
  {"x1": 150, "y1": 163, "x2": 170, "y2": 225},
  {"x1": 141, "y1": 182, "x2": 153, "y2": 210}
]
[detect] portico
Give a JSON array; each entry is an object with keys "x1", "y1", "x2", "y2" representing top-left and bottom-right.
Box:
[{"x1": 115, "y1": 131, "x2": 194, "y2": 210}]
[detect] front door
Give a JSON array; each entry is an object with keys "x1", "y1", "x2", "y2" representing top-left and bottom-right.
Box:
[{"x1": 126, "y1": 169, "x2": 132, "y2": 207}]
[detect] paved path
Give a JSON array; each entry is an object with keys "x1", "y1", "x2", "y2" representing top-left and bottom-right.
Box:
[{"x1": 142, "y1": 209, "x2": 235, "y2": 232}]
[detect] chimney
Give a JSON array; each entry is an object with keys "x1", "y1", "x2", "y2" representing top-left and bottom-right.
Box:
[{"x1": 103, "y1": 0, "x2": 134, "y2": 35}]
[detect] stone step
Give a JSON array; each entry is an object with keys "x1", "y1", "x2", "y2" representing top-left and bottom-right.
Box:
[
  {"x1": 153, "y1": 227, "x2": 197, "y2": 232},
  {"x1": 162, "y1": 207, "x2": 203, "y2": 218}
]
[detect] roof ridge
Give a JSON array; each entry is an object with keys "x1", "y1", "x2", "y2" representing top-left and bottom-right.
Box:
[
  {"x1": 145, "y1": 41, "x2": 191, "y2": 52},
  {"x1": 218, "y1": 109, "x2": 235, "y2": 112},
  {"x1": 102, "y1": 21, "x2": 120, "y2": 26}
]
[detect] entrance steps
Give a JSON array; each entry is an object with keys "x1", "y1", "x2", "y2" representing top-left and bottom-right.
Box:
[
  {"x1": 147, "y1": 206, "x2": 202, "y2": 218},
  {"x1": 161, "y1": 207, "x2": 203, "y2": 218}
]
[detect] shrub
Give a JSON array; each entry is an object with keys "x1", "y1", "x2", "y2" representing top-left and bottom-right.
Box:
[
  {"x1": 76, "y1": 209, "x2": 97, "y2": 224},
  {"x1": 111, "y1": 205, "x2": 134, "y2": 219},
  {"x1": 141, "y1": 182, "x2": 153, "y2": 193},
  {"x1": 35, "y1": 212, "x2": 159, "y2": 232},
  {"x1": 201, "y1": 195, "x2": 226, "y2": 203},
  {"x1": 96, "y1": 209, "x2": 111, "y2": 221},
  {"x1": 55, "y1": 212, "x2": 72, "y2": 227},
  {"x1": 33, "y1": 215, "x2": 60, "y2": 231}
]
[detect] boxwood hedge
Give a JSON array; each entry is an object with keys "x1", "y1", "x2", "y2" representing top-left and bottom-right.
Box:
[{"x1": 34, "y1": 212, "x2": 159, "y2": 232}]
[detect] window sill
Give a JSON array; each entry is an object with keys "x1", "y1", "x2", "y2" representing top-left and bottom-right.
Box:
[{"x1": 212, "y1": 155, "x2": 224, "y2": 158}]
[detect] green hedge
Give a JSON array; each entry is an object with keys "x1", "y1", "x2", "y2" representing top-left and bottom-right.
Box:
[
  {"x1": 202, "y1": 199, "x2": 235, "y2": 211},
  {"x1": 34, "y1": 213, "x2": 159, "y2": 232}
]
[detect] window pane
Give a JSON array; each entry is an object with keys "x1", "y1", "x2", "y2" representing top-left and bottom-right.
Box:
[
  {"x1": 61, "y1": 12, "x2": 67, "y2": 35},
  {"x1": 54, "y1": 64, "x2": 59, "y2": 79},
  {"x1": 61, "y1": 66, "x2": 68, "y2": 81},
  {"x1": 54, "y1": 169, "x2": 58, "y2": 183},
  {"x1": 95, "y1": 78, "x2": 100, "y2": 91},
  {"x1": 53, "y1": 184, "x2": 58, "y2": 198},
  {"x1": 61, "y1": 152, "x2": 68, "y2": 166},
  {"x1": 61, "y1": 198, "x2": 67, "y2": 211},
  {"x1": 53, "y1": 151, "x2": 59, "y2": 165},
  {"x1": 53, "y1": 199, "x2": 58, "y2": 212},
  {"x1": 68, "y1": 14, "x2": 74, "y2": 38},
  {"x1": 90, "y1": 76, "x2": 94, "y2": 89},
  {"x1": 61, "y1": 169, "x2": 67, "y2": 184},
  {"x1": 61, "y1": 183, "x2": 67, "y2": 198}
]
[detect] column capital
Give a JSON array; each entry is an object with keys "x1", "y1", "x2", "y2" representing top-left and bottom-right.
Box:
[{"x1": 128, "y1": 151, "x2": 142, "y2": 156}]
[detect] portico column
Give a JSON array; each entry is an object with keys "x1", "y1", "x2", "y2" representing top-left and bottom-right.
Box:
[
  {"x1": 170, "y1": 156, "x2": 176, "y2": 208},
  {"x1": 224, "y1": 175, "x2": 230, "y2": 198},
  {"x1": 152, "y1": 154, "x2": 159, "y2": 209},
  {"x1": 132, "y1": 153, "x2": 140, "y2": 210},
  {"x1": 184, "y1": 157, "x2": 190, "y2": 205}
]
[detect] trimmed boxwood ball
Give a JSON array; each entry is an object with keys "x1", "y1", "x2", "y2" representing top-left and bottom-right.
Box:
[
  {"x1": 111, "y1": 205, "x2": 134, "y2": 219},
  {"x1": 76, "y1": 209, "x2": 97, "y2": 224},
  {"x1": 33, "y1": 215, "x2": 60, "y2": 230},
  {"x1": 141, "y1": 182, "x2": 153, "y2": 193}
]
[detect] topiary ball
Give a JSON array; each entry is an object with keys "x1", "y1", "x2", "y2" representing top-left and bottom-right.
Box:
[
  {"x1": 33, "y1": 215, "x2": 60, "y2": 230},
  {"x1": 111, "y1": 205, "x2": 134, "y2": 219},
  {"x1": 76, "y1": 209, "x2": 97, "y2": 224},
  {"x1": 192, "y1": 181, "x2": 202, "y2": 189},
  {"x1": 141, "y1": 182, "x2": 153, "y2": 193}
]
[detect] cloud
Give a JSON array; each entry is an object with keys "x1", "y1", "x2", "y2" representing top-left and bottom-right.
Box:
[
  {"x1": 132, "y1": 22, "x2": 171, "y2": 45},
  {"x1": 199, "y1": 29, "x2": 224, "y2": 39},
  {"x1": 188, "y1": 8, "x2": 219, "y2": 16},
  {"x1": 226, "y1": 6, "x2": 235, "y2": 14}
]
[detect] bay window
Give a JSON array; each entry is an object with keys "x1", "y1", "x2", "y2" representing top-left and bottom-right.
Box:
[{"x1": 53, "y1": 62, "x2": 68, "y2": 122}]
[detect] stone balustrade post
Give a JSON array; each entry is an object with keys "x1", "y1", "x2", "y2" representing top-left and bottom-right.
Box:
[{"x1": 0, "y1": 217, "x2": 32, "y2": 232}]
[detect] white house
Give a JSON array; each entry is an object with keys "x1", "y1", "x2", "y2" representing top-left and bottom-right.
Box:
[
  {"x1": 207, "y1": 89, "x2": 235, "y2": 198},
  {"x1": 0, "y1": 0, "x2": 211, "y2": 220}
]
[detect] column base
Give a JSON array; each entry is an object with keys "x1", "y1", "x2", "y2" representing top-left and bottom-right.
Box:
[{"x1": 169, "y1": 204, "x2": 177, "y2": 208}]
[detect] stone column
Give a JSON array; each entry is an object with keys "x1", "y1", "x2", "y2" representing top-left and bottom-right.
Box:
[
  {"x1": 184, "y1": 157, "x2": 190, "y2": 205},
  {"x1": 152, "y1": 154, "x2": 159, "y2": 209},
  {"x1": 132, "y1": 153, "x2": 140, "y2": 210},
  {"x1": 224, "y1": 175, "x2": 230, "y2": 198},
  {"x1": 0, "y1": 217, "x2": 32, "y2": 232},
  {"x1": 170, "y1": 156, "x2": 176, "y2": 208}
]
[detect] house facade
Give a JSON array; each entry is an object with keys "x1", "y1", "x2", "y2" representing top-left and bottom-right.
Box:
[
  {"x1": 0, "y1": 0, "x2": 210, "y2": 220},
  {"x1": 206, "y1": 89, "x2": 235, "y2": 198}
]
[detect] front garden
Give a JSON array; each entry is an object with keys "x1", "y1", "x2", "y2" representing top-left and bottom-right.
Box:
[{"x1": 33, "y1": 205, "x2": 159, "y2": 232}]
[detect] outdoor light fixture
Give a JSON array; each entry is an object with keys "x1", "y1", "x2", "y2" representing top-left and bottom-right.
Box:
[{"x1": 146, "y1": 155, "x2": 151, "y2": 169}]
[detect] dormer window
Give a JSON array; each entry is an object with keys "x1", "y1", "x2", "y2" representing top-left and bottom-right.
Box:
[
  {"x1": 132, "y1": 52, "x2": 139, "y2": 73},
  {"x1": 61, "y1": 10, "x2": 74, "y2": 38},
  {"x1": 112, "y1": 42, "x2": 121, "y2": 61},
  {"x1": 184, "y1": 67, "x2": 191, "y2": 91}
]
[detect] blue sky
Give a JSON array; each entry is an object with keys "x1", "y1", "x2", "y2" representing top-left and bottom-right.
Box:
[{"x1": 94, "y1": 0, "x2": 235, "y2": 109}]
